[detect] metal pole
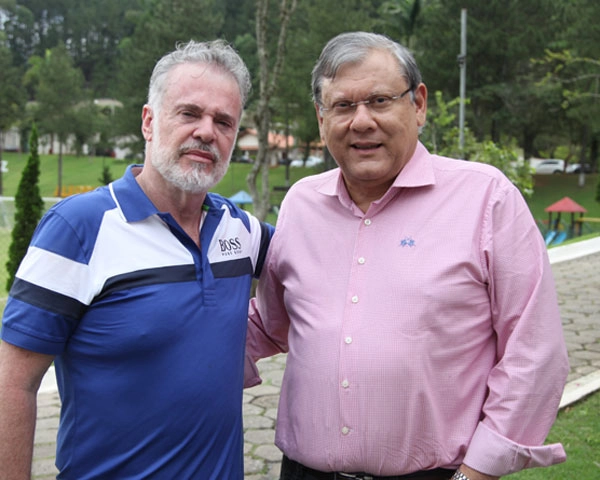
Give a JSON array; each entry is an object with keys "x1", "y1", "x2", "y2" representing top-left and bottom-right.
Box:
[{"x1": 458, "y1": 8, "x2": 467, "y2": 153}]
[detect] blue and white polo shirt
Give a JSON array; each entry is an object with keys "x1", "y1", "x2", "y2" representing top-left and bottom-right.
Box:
[{"x1": 1, "y1": 164, "x2": 273, "y2": 479}]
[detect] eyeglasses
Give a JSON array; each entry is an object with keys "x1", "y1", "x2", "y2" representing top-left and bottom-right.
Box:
[{"x1": 319, "y1": 87, "x2": 413, "y2": 118}]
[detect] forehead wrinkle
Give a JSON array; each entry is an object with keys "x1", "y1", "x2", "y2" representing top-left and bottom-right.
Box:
[{"x1": 165, "y1": 65, "x2": 241, "y2": 122}]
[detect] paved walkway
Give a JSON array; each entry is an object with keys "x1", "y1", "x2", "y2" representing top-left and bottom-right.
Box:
[{"x1": 32, "y1": 240, "x2": 600, "y2": 479}]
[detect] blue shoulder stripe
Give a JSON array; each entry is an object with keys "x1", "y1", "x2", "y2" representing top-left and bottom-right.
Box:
[{"x1": 10, "y1": 278, "x2": 87, "y2": 320}]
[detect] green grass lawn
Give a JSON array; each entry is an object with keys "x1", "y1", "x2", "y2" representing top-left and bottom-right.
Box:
[
  {"x1": 0, "y1": 151, "x2": 130, "y2": 197},
  {"x1": 509, "y1": 391, "x2": 600, "y2": 479},
  {"x1": 0, "y1": 151, "x2": 309, "y2": 199}
]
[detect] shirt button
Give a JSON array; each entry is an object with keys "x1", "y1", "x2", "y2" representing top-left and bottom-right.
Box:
[
  {"x1": 345, "y1": 336, "x2": 352, "y2": 344},
  {"x1": 358, "y1": 257, "x2": 365, "y2": 264},
  {"x1": 364, "y1": 219, "x2": 372, "y2": 226},
  {"x1": 341, "y1": 379, "x2": 350, "y2": 388},
  {"x1": 351, "y1": 295, "x2": 359, "y2": 303},
  {"x1": 341, "y1": 426, "x2": 350, "y2": 435}
]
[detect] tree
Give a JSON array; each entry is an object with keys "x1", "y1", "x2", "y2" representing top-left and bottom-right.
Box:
[
  {"x1": 377, "y1": 0, "x2": 422, "y2": 48},
  {"x1": 538, "y1": 0, "x2": 600, "y2": 171},
  {"x1": 2, "y1": 3, "x2": 36, "y2": 67},
  {"x1": 0, "y1": 0, "x2": 16, "y2": 9},
  {"x1": 0, "y1": 43, "x2": 25, "y2": 194},
  {"x1": 71, "y1": 102, "x2": 101, "y2": 157},
  {"x1": 114, "y1": 0, "x2": 224, "y2": 157},
  {"x1": 421, "y1": 91, "x2": 533, "y2": 197},
  {"x1": 98, "y1": 164, "x2": 114, "y2": 185},
  {"x1": 2, "y1": 0, "x2": 140, "y2": 96},
  {"x1": 276, "y1": 0, "x2": 383, "y2": 165},
  {"x1": 6, "y1": 123, "x2": 44, "y2": 291},
  {"x1": 247, "y1": 0, "x2": 297, "y2": 220},
  {"x1": 30, "y1": 42, "x2": 85, "y2": 196},
  {"x1": 219, "y1": 0, "x2": 255, "y2": 44},
  {"x1": 59, "y1": 0, "x2": 140, "y2": 96},
  {"x1": 418, "y1": 0, "x2": 563, "y2": 147}
]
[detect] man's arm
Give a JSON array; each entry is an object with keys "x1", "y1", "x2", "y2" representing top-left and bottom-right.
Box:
[
  {"x1": 462, "y1": 183, "x2": 569, "y2": 476},
  {"x1": 0, "y1": 341, "x2": 55, "y2": 479}
]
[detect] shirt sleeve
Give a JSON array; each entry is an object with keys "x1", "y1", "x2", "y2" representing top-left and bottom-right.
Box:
[
  {"x1": 1, "y1": 210, "x2": 89, "y2": 355},
  {"x1": 464, "y1": 181, "x2": 569, "y2": 475}
]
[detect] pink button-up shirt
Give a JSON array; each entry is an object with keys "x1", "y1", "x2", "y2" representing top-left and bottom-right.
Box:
[{"x1": 247, "y1": 142, "x2": 569, "y2": 476}]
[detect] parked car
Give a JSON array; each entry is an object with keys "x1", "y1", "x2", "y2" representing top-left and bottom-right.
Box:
[
  {"x1": 533, "y1": 159, "x2": 564, "y2": 174},
  {"x1": 232, "y1": 154, "x2": 252, "y2": 163},
  {"x1": 289, "y1": 156, "x2": 324, "y2": 168},
  {"x1": 566, "y1": 163, "x2": 592, "y2": 174}
]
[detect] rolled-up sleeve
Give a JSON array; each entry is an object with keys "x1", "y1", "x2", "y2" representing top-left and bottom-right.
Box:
[
  {"x1": 465, "y1": 423, "x2": 566, "y2": 476},
  {"x1": 465, "y1": 183, "x2": 569, "y2": 475}
]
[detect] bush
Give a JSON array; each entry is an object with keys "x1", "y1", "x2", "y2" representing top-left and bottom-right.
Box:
[
  {"x1": 421, "y1": 91, "x2": 533, "y2": 197},
  {"x1": 6, "y1": 125, "x2": 44, "y2": 290}
]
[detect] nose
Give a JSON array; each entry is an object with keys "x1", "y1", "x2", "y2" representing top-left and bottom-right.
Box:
[
  {"x1": 348, "y1": 103, "x2": 377, "y2": 131},
  {"x1": 192, "y1": 116, "x2": 216, "y2": 143}
]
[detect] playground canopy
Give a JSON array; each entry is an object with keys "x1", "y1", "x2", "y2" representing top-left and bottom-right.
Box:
[
  {"x1": 544, "y1": 196, "x2": 587, "y2": 215},
  {"x1": 544, "y1": 196, "x2": 587, "y2": 242},
  {"x1": 229, "y1": 190, "x2": 253, "y2": 206}
]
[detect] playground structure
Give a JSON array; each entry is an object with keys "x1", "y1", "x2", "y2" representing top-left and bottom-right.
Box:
[
  {"x1": 544, "y1": 196, "x2": 587, "y2": 246},
  {"x1": 228, "y1": 190, "x2": 254, "y2": 211}
]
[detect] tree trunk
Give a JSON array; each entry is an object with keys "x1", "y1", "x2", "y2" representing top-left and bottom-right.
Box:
[
  {"x1": 0, "y1": 130, "x2": 4, "y2": 196},
  {"x1": 58, "y1": 143, "x2": 64, "y2": 197},
  {"x1": 522, "y1": 127, "x2": 536, "y2": 160},
  {"x1": 247, "y1": 102, "x2": 272, "y2": 220},
  {"x1": 247, "y1": 0, "x2": 297, "y2": 221},
  {"x1": 590, "y1": 135, "x2": 598, "y2": 173}
]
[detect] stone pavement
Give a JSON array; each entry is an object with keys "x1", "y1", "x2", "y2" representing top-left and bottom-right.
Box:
[{"x1": 31, "y1": 244, "x2": 600, "y2": 479}]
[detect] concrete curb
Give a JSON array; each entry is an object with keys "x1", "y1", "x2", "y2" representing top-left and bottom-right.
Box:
[
  {"x1": 560, "y1": 370, "x2": 600, "y2": 408},
  {"x1": 547, "y1": 236, "x2": 600, "y2": 264}
]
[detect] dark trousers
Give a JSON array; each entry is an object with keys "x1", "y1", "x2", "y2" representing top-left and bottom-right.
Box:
[{"x1": 280, "y1": 456, "x2": 454, "y2": 480}]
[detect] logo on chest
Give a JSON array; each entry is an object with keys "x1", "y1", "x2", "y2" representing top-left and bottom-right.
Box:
[
  {"x1": 400, "y1": 236, "x2": 416, "y2": 247},
  {"x1": 219, "y1": 237, "x2": 243, "y2": 256}
]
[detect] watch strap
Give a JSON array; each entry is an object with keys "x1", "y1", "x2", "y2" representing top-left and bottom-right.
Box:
[{"x1": 451, "y1": 472, "x2": 471, "y2": 480}]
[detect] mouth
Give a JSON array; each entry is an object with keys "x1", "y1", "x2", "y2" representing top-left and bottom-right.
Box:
[
  {"x1": 351, "y1": 142, "x2": 382, "y2": 152},
  {"x1": 180, "y1": 146, "x2": 216, "y2": 164}
]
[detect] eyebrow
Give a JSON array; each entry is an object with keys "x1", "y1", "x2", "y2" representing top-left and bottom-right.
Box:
[
  {"x1": 176, "y1": 103, "x2": 237, "y2": 125},
  {"x1": 328, "y1": 89, "x2": 396, "y2": 101}
]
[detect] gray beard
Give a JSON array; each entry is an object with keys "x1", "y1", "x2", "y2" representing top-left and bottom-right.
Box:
[{"x1": 150, "y1": 142, "x2": 230, "y2": 194}]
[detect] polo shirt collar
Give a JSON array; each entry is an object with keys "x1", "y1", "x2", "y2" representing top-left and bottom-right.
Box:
[
  {"x1": 110, "y1": 164, "x2": 220, "y2": 224},
  {"x1": 110, "y1": 164, "x2": 160, "y2": 222}
]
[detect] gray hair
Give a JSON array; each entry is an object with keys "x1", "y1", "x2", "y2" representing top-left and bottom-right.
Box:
[
  {"x1": 147, "y1": 39, "x2": 251, "y2": 113},
  {"x1": 311, "y1": 32, "x2": 422, "y2": 106}
]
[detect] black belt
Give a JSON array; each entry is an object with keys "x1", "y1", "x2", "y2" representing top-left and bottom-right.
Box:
[{"x1": 282, "y1": 456, "x2": 454, "y2": 480}]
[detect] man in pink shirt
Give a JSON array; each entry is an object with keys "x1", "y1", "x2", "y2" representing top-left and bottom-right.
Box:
[{"x1": 246, "y1": 31, "x2": 569, "y2": 480}]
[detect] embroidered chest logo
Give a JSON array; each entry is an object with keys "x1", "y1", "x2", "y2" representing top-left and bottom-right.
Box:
[
  {"x1": 400, "y1": 236, "x2": 416, "y2": 247},
  {"x1": 219, "y1": 237, "x2": 244, "y2": 256}
]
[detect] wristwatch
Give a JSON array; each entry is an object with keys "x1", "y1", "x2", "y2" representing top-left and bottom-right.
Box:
[{"x1": 450, "y1": 472, "x2": 470, "y2": 480}]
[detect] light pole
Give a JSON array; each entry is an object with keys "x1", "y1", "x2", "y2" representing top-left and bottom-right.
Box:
[{"x1": 458, "y1": 8, "x2": 467, "y2": 154}]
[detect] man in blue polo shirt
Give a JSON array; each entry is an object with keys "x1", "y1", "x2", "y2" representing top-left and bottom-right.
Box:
[{"x1": 0, "y1": 40, "x2": 272, "y2": 479}]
